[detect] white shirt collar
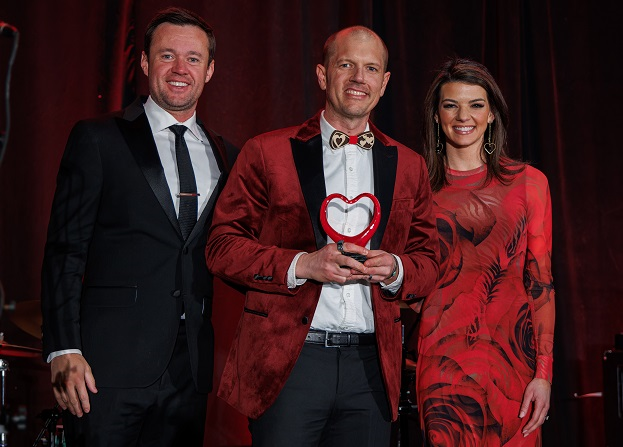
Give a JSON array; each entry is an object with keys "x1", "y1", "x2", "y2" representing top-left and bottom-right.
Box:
[{"x1": 144, "y1": 96, "x2": 204, "y2": 142}]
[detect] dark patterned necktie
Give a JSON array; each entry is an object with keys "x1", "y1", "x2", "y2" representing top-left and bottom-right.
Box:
[
  {"x1": 329, "y1": 130, "x2": 375, "y2": 150},
  {"x1": 169, "y1": 125, "x2": 198, "y2": 240}
]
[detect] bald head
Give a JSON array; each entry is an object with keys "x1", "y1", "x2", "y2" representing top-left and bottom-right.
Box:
[
  {"x1": 316, "y1": 25, "x2": 391, "y2": 133},
  {"x1": 322, "y1": 26, "x2": 389, "y2": 71}
]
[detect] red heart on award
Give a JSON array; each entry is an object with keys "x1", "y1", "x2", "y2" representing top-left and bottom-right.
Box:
[{"x1": 319, "y1": 193, "x2": 381, "y2": 246}]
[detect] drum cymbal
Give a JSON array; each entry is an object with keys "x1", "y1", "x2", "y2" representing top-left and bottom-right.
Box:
[
  {"x1": 0, "y1": 341, "x2": 41, "y2": 358},
  {"x1": 9, "y1": 300, "x2": 42, "y2": 339}
]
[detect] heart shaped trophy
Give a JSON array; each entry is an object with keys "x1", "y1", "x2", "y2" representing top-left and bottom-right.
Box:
[{"x1": 319, "y1": 193, "x2": 381, "y2": 263}]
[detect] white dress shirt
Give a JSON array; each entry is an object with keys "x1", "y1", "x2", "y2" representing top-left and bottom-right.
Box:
[
  {"x1": 288, "y1": 111, "x2": 403, "y2": 333},
  {"x1": 144, "y1": 96, "x2": 221, "y2": 216}
]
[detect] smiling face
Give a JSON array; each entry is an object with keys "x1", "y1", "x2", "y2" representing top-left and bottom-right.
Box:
[
  {"x1": 436, "y1": 82, "x2": 494, "y2": 156},
  {"x1": 141, "y1": 22, "x2": 214, "y2": 122},
  {"x1": 316, "y1": 29, "x2": 390, "y2": 134}
]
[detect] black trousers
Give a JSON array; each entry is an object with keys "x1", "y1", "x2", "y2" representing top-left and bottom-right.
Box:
[
  {"x1": 249, "y1": 342, "x2": 392, "y2": 447},
  {"x1": 64, "y1": 321, "x2": 208, "y2": 447}
]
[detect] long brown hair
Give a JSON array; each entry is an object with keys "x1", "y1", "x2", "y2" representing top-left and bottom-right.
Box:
[{"x1": 423, "y1": 58, "x2": 524, "y2": 192}]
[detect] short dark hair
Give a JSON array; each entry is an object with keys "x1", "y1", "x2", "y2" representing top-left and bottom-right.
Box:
[
  {"x1": 144, "y1": 7, "x2": 215, "y2": 64},
  {"x1": 423, "y1": 58, "x2": 524, "y2": 192}
]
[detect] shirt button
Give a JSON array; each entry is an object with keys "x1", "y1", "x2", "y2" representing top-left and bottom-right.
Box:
[
  {"x1": 349, "y1": 167, "x2": 354, "y2": 171},
  {"x1": 302, "y1": 316, "x2": 309, "y2": 325},
  {"x1": 346, "y1": 293, "x2": 351, "y2": 298},
  {"x1": 347, "y1": 228, "x2": 352, "y2": 233}
]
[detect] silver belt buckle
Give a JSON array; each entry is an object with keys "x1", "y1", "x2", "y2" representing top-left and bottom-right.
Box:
[{"x1": 324, "y1": 330, "x2": 339, "y2": 348}]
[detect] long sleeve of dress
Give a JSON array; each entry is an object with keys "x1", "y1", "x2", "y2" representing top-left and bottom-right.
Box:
[{"x1": 524, "y1": 171, "x2": 555, "y2": 383}]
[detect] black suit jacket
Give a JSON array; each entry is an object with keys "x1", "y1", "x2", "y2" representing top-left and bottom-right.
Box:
[{"x1": 41, "y1": 97, "x2": 236, "y2": 392}]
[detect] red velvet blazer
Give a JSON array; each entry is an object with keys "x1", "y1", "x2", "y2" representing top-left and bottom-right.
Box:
[{"x1": 206, "y1": 112, "x2": 439, "y2": 420}]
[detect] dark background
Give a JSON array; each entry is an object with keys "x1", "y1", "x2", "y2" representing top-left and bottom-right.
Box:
[{"x1": 0, "y1": 0, "x2": 621, "y2": 446}]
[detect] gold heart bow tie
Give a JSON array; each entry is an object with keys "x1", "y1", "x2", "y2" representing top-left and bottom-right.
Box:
[{"x1": 329, "y1": 130, "x2": 375, "y2": 150}]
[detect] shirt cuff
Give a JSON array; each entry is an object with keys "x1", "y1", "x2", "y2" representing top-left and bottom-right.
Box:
[
  {"x1": 287, "y1": 252, "x2": 308, "y2": 289},
  {"x1": 380, "y1": 255, "x2": 404, "y2": 293},
  {"x1": 535, "y1": 355, "x2": 553, "y2": 383},
  {"x1": 47, "y1": 349, "x2": 83, "y2": 364}
]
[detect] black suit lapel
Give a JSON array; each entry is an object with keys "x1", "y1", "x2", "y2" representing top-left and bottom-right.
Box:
[
  {"x1": 117, "y1": 112, "x2": 181, "y2": 236},
  {"x1": 371, "y1": 142, "x2": 397, "y2": 250},
  {"x1": 117, "y1": 110, "x2": 233, "y2": 245},
  {"x1": 292, "y1": 134, "x2": 397, "y2": 251},
  {"x1": 199, "y1": 122, "x2": 233, "y2": 173},
  {"x1": 291, "y1": 135, "x2": 327, "y2": 250},
  {"x1": 186, "y1": 174, "x2": 224, "y2": 243},
  {"x1": 184, "y1": 124, "x2": 230, "y2": 244}
]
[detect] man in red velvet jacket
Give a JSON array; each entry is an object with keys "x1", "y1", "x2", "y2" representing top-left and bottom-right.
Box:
[{"x1": 206, "y1": 26, "x2": 439, "y2": 446}]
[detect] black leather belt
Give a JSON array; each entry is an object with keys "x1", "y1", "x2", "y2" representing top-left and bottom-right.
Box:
[{"x1": 305, "y1": 329, "x2": 376, "y2": 347}]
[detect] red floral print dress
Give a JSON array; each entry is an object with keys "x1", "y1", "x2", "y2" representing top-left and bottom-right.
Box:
[{"x1": 416, "y1": 164, "x2": 555, "y2": 446}]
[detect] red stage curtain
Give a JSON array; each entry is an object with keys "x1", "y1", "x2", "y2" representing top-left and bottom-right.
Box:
[{"x1": 0, "y1": 1, "x2": 621, "y2": 445}]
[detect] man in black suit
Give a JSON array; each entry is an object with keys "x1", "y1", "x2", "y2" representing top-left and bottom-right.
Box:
[{"x1": 41, "y1": 7, "x2": 236, "y2": 446}]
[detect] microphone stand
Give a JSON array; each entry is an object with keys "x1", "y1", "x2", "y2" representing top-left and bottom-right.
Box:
[
  {"x1": 0, "y1": 22, "x2": 19, "y2": 447},
  {"x1": 0, "y1": 359, "x2": 8, "y2": 447},
  {"x1": 32, "y1": 405, "x2": 62, "y2": 447},
  {"x1": 0, "y1": 22, "x2": 19, "y2": 166}
]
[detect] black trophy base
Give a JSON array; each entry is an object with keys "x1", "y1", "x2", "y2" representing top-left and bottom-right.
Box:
[{"x1": 343, "y1": 251, "x2": 367, "y2": 263}]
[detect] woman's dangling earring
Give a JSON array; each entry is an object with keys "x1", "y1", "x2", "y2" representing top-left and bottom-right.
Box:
[
  {"x1": 435, "y1": 121, "x2": 443, "y2": 154},
  {"x1": 484, "y1": 122, "x2": 496, "y2": 155}
]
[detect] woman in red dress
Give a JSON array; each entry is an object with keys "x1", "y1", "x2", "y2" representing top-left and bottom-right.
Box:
[{"x1": 416, "y1": 58, "x2": 555, "y2": 446}]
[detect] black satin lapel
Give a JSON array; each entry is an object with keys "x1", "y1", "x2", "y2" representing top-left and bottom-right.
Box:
[
  {"x1": 185, "y1": 128, "x2": 227, "y2": 244},
  {"x1": 371, "y1": 143, "x2": 397, "y2": 250},
  {"x1": 199, "y1": 122, "x2": 229, "y2": 173},
  {"x1": 117, "y1": 114, "x2": 181, "y2": 236},
  {"x1": 186, "y1": 173, "x2": 224, "y2": 244},
  {"x1": 291, "y1": 136, "x2": 327, "y2": 250}
]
